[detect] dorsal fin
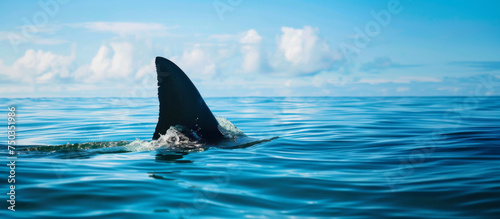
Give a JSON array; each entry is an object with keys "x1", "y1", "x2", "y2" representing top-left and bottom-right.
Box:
[{"x1": 152, "y1": 56, "x2": 223, "y2": 142}]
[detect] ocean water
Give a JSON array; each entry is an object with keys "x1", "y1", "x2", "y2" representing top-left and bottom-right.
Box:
[{"x1": 1, "y1": 96, "x2": 499, "y2": 218}]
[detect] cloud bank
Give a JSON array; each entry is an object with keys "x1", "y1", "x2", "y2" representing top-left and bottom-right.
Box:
[{"x1": 1, "y1": 23, "x2": 498, "y2": 97}]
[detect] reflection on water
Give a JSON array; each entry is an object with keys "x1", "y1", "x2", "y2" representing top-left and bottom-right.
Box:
[{"x1": 155, "y1": 151, "x2": 190, "y2": 163}]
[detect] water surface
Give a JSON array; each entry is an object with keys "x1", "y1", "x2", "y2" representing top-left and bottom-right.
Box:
[{"x1": 1, "y1": 97, "x2": 499, "y2": 218}]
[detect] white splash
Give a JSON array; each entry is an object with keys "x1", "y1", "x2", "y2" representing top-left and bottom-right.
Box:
[
  {"x1": 216, "y1": 116, "x2": 245, "y2": 138},
  {"x1": 124, "y1": 116, "x2": 244, "y2": 152},
  {"x1": 125, "y1": 126, "x2": 202, "y2": 152}
]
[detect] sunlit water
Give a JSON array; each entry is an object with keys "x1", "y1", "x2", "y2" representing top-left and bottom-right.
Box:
[{"x1": 0, "y1": 97, "x2": 499, "y2": 218}]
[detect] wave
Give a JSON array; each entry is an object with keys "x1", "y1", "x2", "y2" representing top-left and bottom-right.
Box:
[{"x1": 20, "y1": 116, "x2": 272, "y2": 155}]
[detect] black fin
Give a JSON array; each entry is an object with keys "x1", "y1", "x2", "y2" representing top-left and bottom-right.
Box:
[{"x1": 152, "y1": 57, "x2": 224, "y2": 142}]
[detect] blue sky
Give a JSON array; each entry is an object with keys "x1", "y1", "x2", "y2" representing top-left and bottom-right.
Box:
[{"x1": 0, "y1": 0, "x2": 499, "y2": 97}]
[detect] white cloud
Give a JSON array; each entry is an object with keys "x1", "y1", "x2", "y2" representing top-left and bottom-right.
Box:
[
  {"x1": 0, "y1": 28, "x2": 67, "y2": 48},
  {"x1": 312, "y1": 73, "x2": 349, "y2": 87},
  {"x1": 0, "y1": 32, "x2": 13, "y2": 41},
  {"x1": 272, "y1": 26, "x2": 340, "y2": 75},
  {"x1": 0, "y1": 31, "x2": 62, "y2": 45},
  {"x1": 1, "y1": 34, "x2": 231, "y2": 89},
  {"x1": 30, "y1": 38, "x2": 67, "y2": 45},
  {"x1": 0, "y1": 84, "x2": 36, "y2": 97},
  {"x1": 135, "y1": 60, "x2": 155, "y2": 79},
  {"x1": 358, "y1": 77, "x2": 441, "y2": 84},
  {"x1": 240, "y1": 29, "x2": 262, "y2": 73},
  {"x1": 75, "y1": 22, "x2": 171, "y2": 37},
  {"x1": 77, "y1": 42, "x2": 135, "y2": 82},
  {"x1": 171, "y1": 45, "x2": 216, "y2": 79},
  {"x1": 0, "y1": 49, "x2": 75, "y2": 84},
  {"x1": 240, "y1": 29, "x2": 262, "y2": 44},
  {"x1": 397, "y1": 87, "x2": 410, "y2": 92}
]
